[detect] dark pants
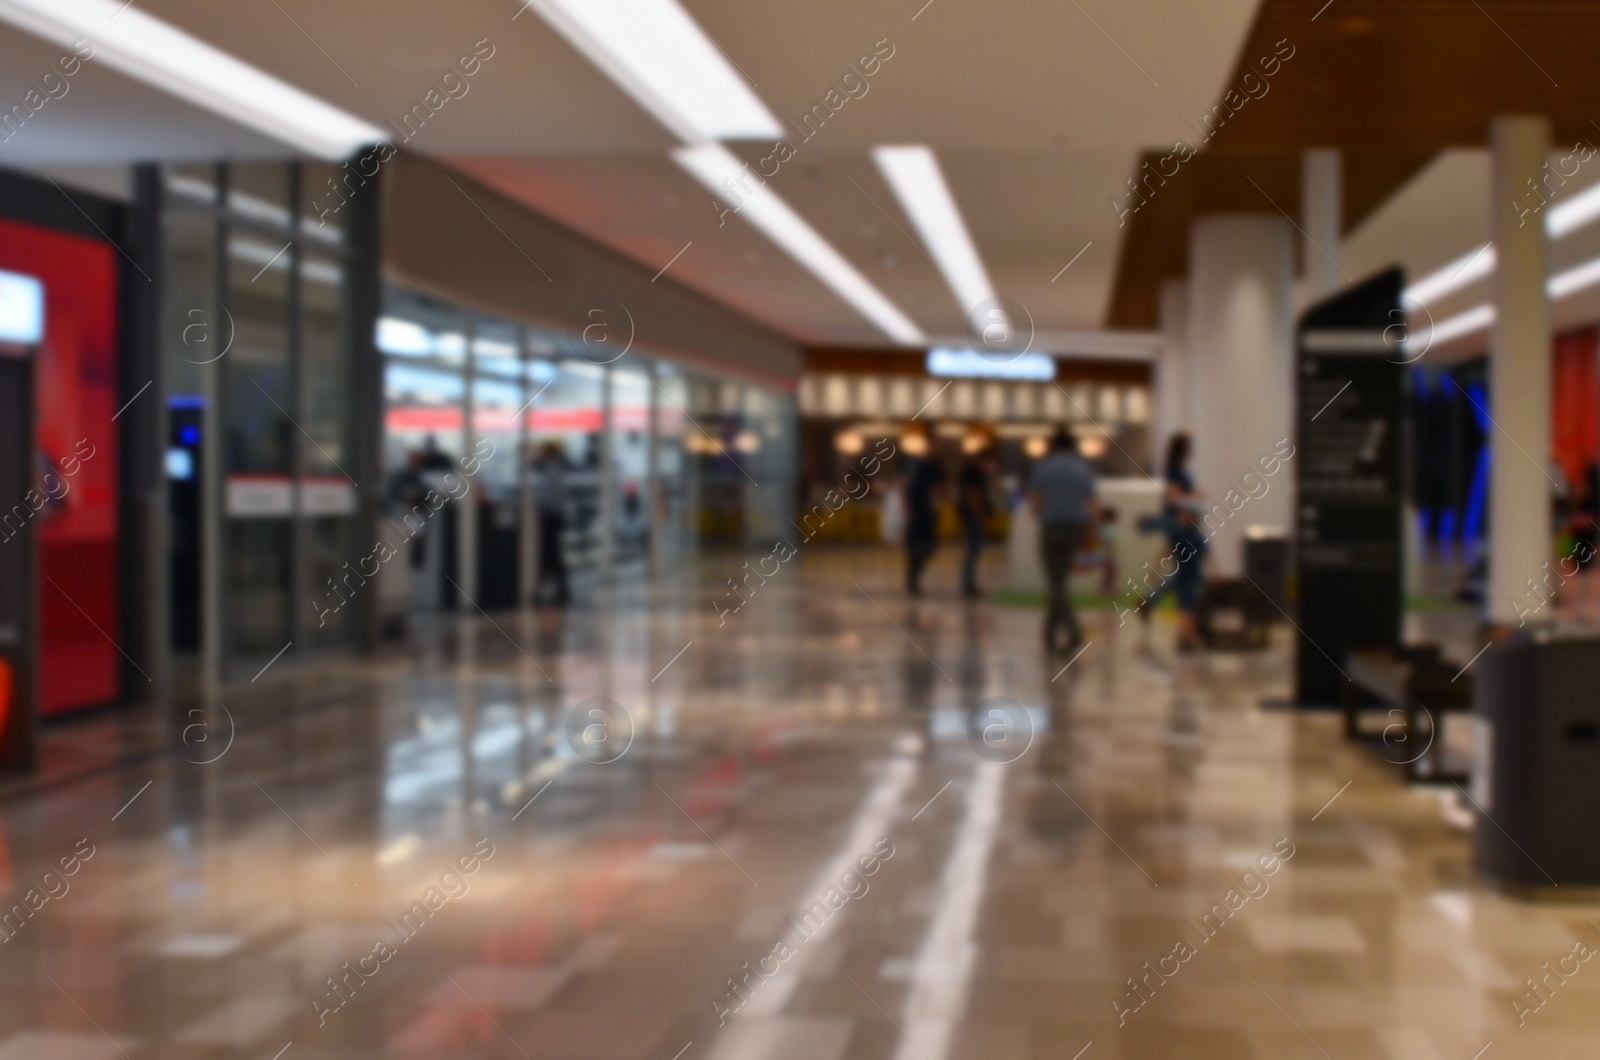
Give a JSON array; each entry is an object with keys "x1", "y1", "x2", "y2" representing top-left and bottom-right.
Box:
[
  {"x1": 1041, "y1": 521, "x2": 1086, "y2": 650},
  {"x1": 961, "y1": 516, "x2": 984, "y2": 592},
  {"x1": 1145, "y1": 530, "x2": 1205, "y2": 613},
  {"x1": 536, "y1": 510, "x2": 568, "y2": 604},
  {"x1": 906, "y1": 521, "x2": 935, "y2": 594}
]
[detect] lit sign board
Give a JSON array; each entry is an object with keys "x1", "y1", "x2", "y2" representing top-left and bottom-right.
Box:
[
  {"x1": 0, "y1": 269, "x2": 44, "y2": 345},
  {"x1": 926, "y1": 348, "x2": 1055, "y2": 381}
]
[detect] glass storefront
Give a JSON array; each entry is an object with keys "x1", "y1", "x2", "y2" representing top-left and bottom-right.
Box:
[
  {"x1": 377, "y1": 286, "x2": 796, "y2": 624},
  {"x1": 160, "y1": 161, "x2": 363, "y2": 680}
]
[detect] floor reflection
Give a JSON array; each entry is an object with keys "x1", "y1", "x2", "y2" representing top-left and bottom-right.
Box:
[{"x1": 0, "y1": 548, "x2": 1593, "y2": 1059}]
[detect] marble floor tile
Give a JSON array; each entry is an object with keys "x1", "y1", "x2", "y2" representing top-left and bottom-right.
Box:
[{"x1": 0, "y1": 553, "x2": 1595, "y2": 1060}]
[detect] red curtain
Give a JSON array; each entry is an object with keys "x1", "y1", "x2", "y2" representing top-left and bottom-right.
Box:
[{"x1": 1553, "y1": 326, "x2": 1599, "y2": 493}]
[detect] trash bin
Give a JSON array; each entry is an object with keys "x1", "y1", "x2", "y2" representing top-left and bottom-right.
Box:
[
  {"x1": 1473, "y1": 632, "x2": 1600, "y2": 889},
  {"x1": 1243, "y1": 528, "x2": 1290, "y2": 616}
]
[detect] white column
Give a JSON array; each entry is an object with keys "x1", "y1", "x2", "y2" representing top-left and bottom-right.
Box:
[
  {"x1": 1156, "y1": 278, "x2": 1189, "y2": 460},
  {"x1": 1487, "y1": 115, "x2": 1552, "y2": 625},
  {"x1": 1301, "y1": 148, "x2": 1343, "y2": 303},
  {"x1": 1187, "y1": 215, "x2": 1295, "y2": 577}
]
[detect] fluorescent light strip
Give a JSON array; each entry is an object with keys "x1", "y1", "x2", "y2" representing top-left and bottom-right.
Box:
[
  {"x1": 674, "y1": 144, "x2": 925, "y2": 344},
  {"x1": 1549, "y1": 255, "x2": 1600, "y2": 299},
  {"x1": 1407, "y1": 182, "x2": 1600, "y2": 306},
  {"x1": 528, "y1": 4, "x2": 924, "y2": 342},
  {"x1": 872, "y1": 145, "x2": 996, "y2": 315},
  {"x1": 1406, "y1": 245, "x2": 1496, "y2": 306},
  {"x1": 522, "y1": 0, "x2": 779, "y2": 142},
  {"x1": 0, "y1": 0, "x2": 385, "y2": 159},
  {"x1": 1407, "y1": 303, "x2": 1495, "y2": 350},
  {"x1": 1547, "y1": 180, "x2": 1600, "y2": 239},
  {"x1": 1404, "y1": 253, "x2": 1600, "y2": 349}
]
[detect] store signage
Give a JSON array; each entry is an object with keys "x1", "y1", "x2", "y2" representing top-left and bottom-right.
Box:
[
  {"x1": 227, "y1": 476, "x2": 362, "y2": 517},
  {"x1": 926, "y1": 348, "x2": 1056, "y2": 381},
  {"x1": 1293, "y1": 268, "x2": 1405, "y2": 706},
  {"x1": 301, "y1": 478, "x2": 358, "y2": 516},
  {"x1": 0, "y1": 269, "x2": 44, "y2": 347},
  {"x1": 227, "y1": 475, "x2": 295, "y2": 517}
]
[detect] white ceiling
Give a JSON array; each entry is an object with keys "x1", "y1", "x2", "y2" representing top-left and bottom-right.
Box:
[
  {"x1": 0, "y1": 0, "x2": 1268, "y2": 346},
  {"x1": 0, "y1": 22, "x2": 295, "y2": 162}
]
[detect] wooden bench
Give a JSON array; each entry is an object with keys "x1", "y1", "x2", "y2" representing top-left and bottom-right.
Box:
[{"x1": 1343, "y1": 646, "x2": 1473, "y2": 782}]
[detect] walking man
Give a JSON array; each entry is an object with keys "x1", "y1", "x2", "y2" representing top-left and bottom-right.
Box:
[
  {"x1": 1028, "y1": 427, "x2": 1098, "y2": 653},
  {"x1": 904, "y1": 444, "x2": 946, "y2": 596}
]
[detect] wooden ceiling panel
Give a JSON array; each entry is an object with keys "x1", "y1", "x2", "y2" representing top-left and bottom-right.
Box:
[{"x1": 1104, "y1": 0, "x2": 1597, "y2": 328}]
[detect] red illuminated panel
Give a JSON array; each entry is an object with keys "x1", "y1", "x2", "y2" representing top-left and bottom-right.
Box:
[
  {"x1": 1554, "y1": 326, "x2": 1599, "y2": 490},
  {"x1": 0, "y1": 218, "x2": 120, "y2": 716}
]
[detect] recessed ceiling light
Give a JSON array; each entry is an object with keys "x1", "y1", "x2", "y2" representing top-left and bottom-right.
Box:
[
  {"x1": 872, "y1": 145, "x2": 997, "y2": 318},
  {"x1": 674, "y1": 144, "x2": 925, "y2": 345},
  {"x1": 520, "y1": 0, "x2": 780, "y2": 142},
  {"x1": 0, "y1": 0, "x2": 386, "y2": 159}
]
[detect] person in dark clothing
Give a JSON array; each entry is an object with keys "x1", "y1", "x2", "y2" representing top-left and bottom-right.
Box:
[
  {"x1": 419, "y1": 434, "x2": 454, "y2": 470},
  {"x1": 958, "y1": 447, "x2": 995, "y2": 597},
  {"x1": 533, "y1": 441, "x2": 570, "y2": 605},
  {"x1": 1141, "y1": 432, "x2": 1205, "y2": 651},
  {"x1": 387, "y1": 449, "x2": 435, "y2": 568},
  {"x1": 904, "y1": 447, "x2": 946, "y2": 595},
  {"x1": 1028, "y1": 427, "x2": 1098, "y2": 653}
]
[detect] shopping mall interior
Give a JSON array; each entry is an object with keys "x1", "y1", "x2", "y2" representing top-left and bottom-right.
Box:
[{"x1": 2, "y1": 1, "x2": 1600, "y2": 1057}]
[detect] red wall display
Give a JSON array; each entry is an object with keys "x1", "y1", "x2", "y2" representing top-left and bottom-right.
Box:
[
  {"x1": 1553, "y1": 326, "x2": 1599, "y2": 493},
  {"x1": 0, "y1": 218, "x2": 120, "y2": 716}
]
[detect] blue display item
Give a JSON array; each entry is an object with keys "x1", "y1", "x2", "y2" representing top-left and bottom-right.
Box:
[
  {"x1": 165, "y1": 448, "x2": 195, "y2": 481},
  {"x1": 1460, "y1": 381, "x2": 1492, "y2": 545},
  {"x1": 1437, "y1": 507, "x2": 1459, "y2": 543}
]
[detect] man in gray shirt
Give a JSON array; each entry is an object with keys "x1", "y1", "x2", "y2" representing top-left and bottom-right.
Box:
[{"x1": 1028, "y1": 427, "x2": 1099, "y2": 653}]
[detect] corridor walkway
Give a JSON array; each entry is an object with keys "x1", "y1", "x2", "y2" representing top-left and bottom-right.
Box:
[{"x1": 0, "y1": 549, "x2": 1592, "y2": 1060}]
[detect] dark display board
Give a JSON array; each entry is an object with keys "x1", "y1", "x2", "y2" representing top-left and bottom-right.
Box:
[{"x1": 1295, "y1": 268, "x2": 1405, "y2": 706}]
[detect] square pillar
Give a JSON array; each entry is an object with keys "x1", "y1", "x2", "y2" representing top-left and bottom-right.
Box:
[{"x1": 1486, "y1": 115, "x2": 1552, "y2": 625}]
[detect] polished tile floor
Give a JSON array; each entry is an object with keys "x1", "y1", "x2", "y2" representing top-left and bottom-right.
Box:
[{"x1": 2, "y1": 547, "x2": 1598, "y2": 1060}]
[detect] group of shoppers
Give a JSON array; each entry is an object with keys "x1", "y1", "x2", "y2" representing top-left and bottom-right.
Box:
[
  {"x1": 902, "y1": 443, "x2": 1000, "y2": 599},
  {"x1": 901, "y1": 427, "x2": 1207, "y2": 655}
]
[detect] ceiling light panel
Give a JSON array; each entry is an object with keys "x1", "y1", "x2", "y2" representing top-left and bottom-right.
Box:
[
  {"x1": 674, "y1": 144, "x2": 925, "y2": 344},
  {"x1": 872, "y1": 145, "x2": 997, "y2": 316},
  {"x1": 0, "y1": 0, "x2": 386, "y2": 159},
  {"x1": 522, "y1": 0, "x2": 780, "y2": 142}
]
